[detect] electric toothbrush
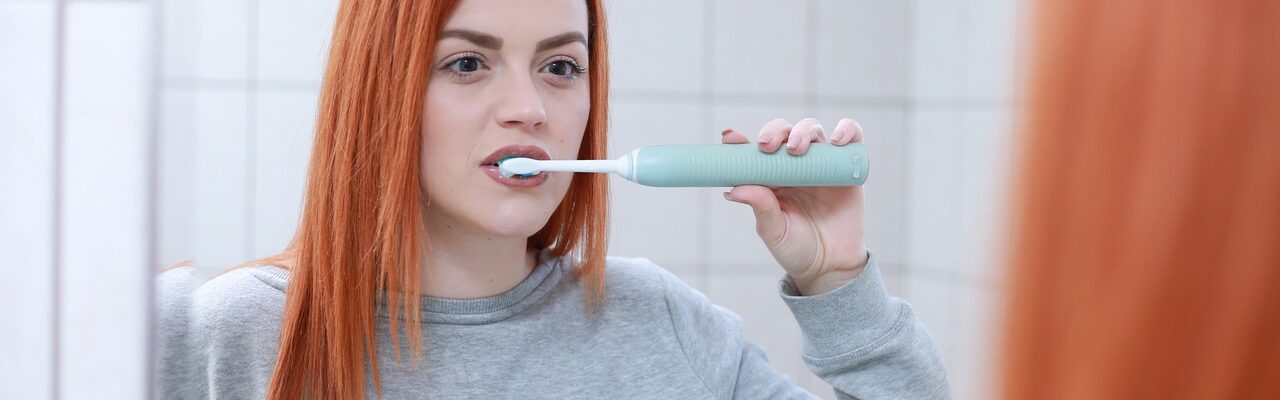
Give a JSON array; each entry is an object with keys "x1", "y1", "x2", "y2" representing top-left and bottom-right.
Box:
[{"x1": 498, "y1": 143, "x2": 868, "y2": 187}]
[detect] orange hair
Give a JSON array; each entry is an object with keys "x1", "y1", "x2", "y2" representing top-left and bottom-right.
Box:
[
  {"x1": 231, "y1": 1, "x2": 612, "y2": 398},
  {"x1": 1002, "y1": 0, "x2": 1280, "y2": 399}
]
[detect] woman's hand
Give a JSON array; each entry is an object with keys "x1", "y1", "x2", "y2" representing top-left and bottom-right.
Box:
[{"x1": 720, "y1": 117, "x2": 870, "y2": 296}]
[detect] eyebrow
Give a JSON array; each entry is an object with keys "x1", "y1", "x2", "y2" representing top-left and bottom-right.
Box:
[{"x1": 437, "y1": 29, "x2": 587, "y2": 53}]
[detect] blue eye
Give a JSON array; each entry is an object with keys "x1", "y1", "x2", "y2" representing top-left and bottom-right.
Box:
[
  {"x1": 542, "y1": 57, "x2": 586, "y2": 78},
  {"x1": 443, "y1": 52, "x2": 487, "y2": 77},
  {"x1": 452, "y1": 57, "x2": 481, "y2": 72}
]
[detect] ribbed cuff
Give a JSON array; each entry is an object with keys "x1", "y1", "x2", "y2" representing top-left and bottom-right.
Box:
[{"x1": 778, "y1": 252, "x2": 900, "y2": 359}]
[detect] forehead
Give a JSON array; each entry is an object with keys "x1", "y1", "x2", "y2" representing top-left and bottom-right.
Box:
[{"x1": 443, "y1": 0, "x2": 589, "y2": 47}]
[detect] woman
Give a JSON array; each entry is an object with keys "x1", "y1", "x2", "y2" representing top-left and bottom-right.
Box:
[{"x1": 155, "y1": 0, "x2": 948, "y2": 398}]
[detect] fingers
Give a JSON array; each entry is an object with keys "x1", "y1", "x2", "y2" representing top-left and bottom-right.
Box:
[
  {"x1": 830, "y1": 118, "x2": 864, "y2": 145},
  {"x1": 721, "y1": 128, "x2": 747, "y2": 144},
  {"x1": 741, "y1": 117, "x2": 860, "y2": 151},
  {"x1": 786, "y1": 118, "x2": 825, "y2": 155},
  {"x1": 757, "y1": 118, "x2": 792, "y2": 153},
  {"x1": 723, "y1": 185, "x2": 786, "y2": 243}
]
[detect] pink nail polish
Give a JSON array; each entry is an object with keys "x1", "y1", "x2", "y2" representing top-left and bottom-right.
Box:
[{"x1": 758, "y1": 133, "x2": 772, "y2": 144}]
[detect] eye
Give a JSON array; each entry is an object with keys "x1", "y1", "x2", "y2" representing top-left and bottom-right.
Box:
[
  {"x1": 442, "y1": 52, "x2": 488, "y2": 77},
  {"x1": 541, "y1": 56, "x2": 586, "y2": 78}
]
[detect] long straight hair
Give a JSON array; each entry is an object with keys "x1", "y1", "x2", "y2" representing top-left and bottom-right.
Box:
[
  {"x1": 1002, "y1": 0, "x2": 1280, "y2": 398},
  {"x1": 245, "y1": 1, "x2": 612, "y2": 398}
]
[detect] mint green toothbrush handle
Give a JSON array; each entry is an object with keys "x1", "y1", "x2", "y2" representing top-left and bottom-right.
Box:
[{"x1": 629, "y1": 143, "x2": 868, "y2": 187}]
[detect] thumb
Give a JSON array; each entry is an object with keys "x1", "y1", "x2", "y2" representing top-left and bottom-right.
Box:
[{"x1": 725, "y1": 185, "x2": 786, "y2": 244}]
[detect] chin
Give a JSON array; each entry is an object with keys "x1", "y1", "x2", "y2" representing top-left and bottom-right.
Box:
[{"x1": 475, "y1": 200, "x2": 557, "y2": 237}]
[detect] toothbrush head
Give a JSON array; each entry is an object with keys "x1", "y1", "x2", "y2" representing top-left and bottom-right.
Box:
[{"x1": 498, "y1": 157, "x2": 541, "y2": 178}]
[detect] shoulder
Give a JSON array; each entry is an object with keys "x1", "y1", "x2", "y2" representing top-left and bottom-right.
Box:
[
  {"x1": 191, "y1": 265, "x2": 288, "y2": 330},
  {"x1": 156, "y1": 264, "x2": 288, "y2": 334},
  {"x1": 599, "y1": 255, "x2": 745, "y2": 393}
]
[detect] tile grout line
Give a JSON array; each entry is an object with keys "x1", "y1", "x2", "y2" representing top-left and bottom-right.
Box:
[
  {"x1": 51, "y1": 0, "x2": 66, "y2": 397},
  {"x1": 146, "y1": 0, "x2": 163, "y2": 397},
  {"x1": 245, "y1": 0, "x2": 259, "y2": 260},
  {"x1": 901, "y1": 0, "x2": 917, "y2": 298},
  {"x1": 697, "y1": 0, "x2": 715, "y2": 294},
  {"x1": 804, "y1": 0, "x2": 818, "y2": 113}
]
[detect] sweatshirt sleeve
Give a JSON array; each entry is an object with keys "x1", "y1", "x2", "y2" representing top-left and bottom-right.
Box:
[
  {"x1": 778, "y1": 252, "x2": 951, "y2": 399},
  {"x1": 659, "y1": 252, "x2": 950, "y2": 400}
]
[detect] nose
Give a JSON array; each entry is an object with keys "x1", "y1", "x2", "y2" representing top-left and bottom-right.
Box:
[{"x1": 494, "y1": 73, "x2": 547, "y2": 130}]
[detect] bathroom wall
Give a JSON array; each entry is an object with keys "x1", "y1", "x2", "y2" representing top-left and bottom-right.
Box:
[{"x1": 1, "y1": 0, "x2": 157, "y2": 397}]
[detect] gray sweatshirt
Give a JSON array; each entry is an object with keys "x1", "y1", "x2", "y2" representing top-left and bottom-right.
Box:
[{"x1": 154, "y1": 249, "x2": 950, "y2": 399}]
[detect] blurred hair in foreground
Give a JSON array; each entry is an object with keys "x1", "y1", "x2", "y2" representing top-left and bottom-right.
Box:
[{"x1": 1002, "y1": 0, "x2": 1280, "y2": 399}]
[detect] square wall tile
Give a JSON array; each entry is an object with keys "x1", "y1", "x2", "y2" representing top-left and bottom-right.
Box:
[
  {"x1": 162, "y1": 0, "x2": 250, "y2": 81},
  {"x1": 704, "y1": 272, "x2": 811, "y2": 394},
  {"x1": 159, "y1": 88, "x2": 197, "y2": 267},
  {"x1": 712, "y1": 0, "x2": 811, "y2": 97},
  {"x1": 911, "y1": 0, "x2": 1021, "y2": 101},
  {"x1": 910, "y1": 0, "x2": 966, "y2": 100},
  {"x1": 61, "y1": 3, "x2": 153, "y2": 398},
  {"x1": 194, "y1": 90, "x2": 252, "y2": 268},
  {"x1": 253, "y1": 89, "x2": 320, "y2": 257},
  {"x1": 607, "y1": 100, "x2": 709, "y2": 275},
  {"x1": 816, "y1": 0, "x2": 909, "y2": 99},
  {"x1": 812, "y1": 107, "x2": 908, "y2": 265},
  {"x1": 949, "y1": 283, "x2": 1002, "y2": 400},
  {"x1": 908, "y1": 106, "x2": 1013, "y2": 281},
  {"x1": 960, "y1": 0, "x2": 1019, "y2": 100},
  {"x1": 955, "y1": 108, "x2": 1013, "y2": 283},
  {"x1": 605, "y1": 0, "x2": 706, "y2": 95},
  {"x1": 257, "y1": 0, "x2": 339, "y2": 84},
  {"x1": 906, "y1": 108, "x2": 963, "y2": 272}
]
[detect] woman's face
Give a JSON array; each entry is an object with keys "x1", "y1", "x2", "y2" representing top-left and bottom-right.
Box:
[{"x1": 421, "y1": 0, "x2": 590, "y2": 239}]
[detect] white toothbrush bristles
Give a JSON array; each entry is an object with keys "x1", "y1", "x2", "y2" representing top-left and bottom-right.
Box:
[{"x1": 498, "y1": 158, "x2": 542, "y2": 177}]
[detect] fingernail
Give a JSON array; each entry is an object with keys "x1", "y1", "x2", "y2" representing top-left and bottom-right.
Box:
[
  {"x1": 722, "y1": 192, "x2": 734, "y2": 201},
  {"x1": 721, "y1": 129, "x2": 733, "y2": 136},
  {"x1": 832, "y1": 130, "x2": 845, "y2": 142},
  {"x1": 786, "y1": 142, "x2": 798, "y2": 149},
  {"x1": 758, "y1": 133, "x2": 772, "y2": 144}
]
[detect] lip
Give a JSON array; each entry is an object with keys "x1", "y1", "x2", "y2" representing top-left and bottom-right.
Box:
[
  {"x1": 479, "y1": 144, "x2": 552, "y2": 188},
  {"x1": 480, "y1": 144, "x2": 551, "y2": 166}
]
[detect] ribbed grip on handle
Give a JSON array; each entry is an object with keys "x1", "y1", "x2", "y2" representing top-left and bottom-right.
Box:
[{"x1": 630, "y1": 143, "x2": 869, "y2": 187}]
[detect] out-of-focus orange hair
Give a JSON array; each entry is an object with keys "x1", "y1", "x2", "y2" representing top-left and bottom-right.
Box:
[
  {"x1": 1002, "y1": 0, "x2": 1280, "y2": 399},
  {"x1": 220, "y1": 0, "x2": 612, "y2": 398}
]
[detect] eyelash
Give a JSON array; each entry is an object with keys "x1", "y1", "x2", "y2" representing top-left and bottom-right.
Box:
[{"x1": 439, "y1": 53, "x2": 588, "y2": 81}]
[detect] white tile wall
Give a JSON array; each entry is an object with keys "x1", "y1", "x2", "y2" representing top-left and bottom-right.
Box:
[
  {"x1": 605, "y1": 0, "x2": 707, "y2": 95},
  {"x1": 150, "y1": 0, "x2": 1026, "y2": 397},
  {"x1": 162, "y1": 0, "x2": 251, "y2": 81},
  {"x1": 256, "y1": 0, "x2": 340, "y2": 84},
  {"x1": 607, "y1": 100, "x2": 709, "y2": 276},
  {"x1": 0, "y1": 2, "x2": 57, "y2": 397},
  {"x1": 60, "y1": 2, "x2": 154, "y2": 398},
  {"x1": 193, "y1": 90, "x2": 252, "y2": 268},
  {"x1": 816, "y1": 0, "x2": 909, "y2": 99},
  {"x1": 711, "y1": 0, "x2": 810, "y2": 98},
  {"x1": 252, "y1": 89, "x2": 320, "y2": 258}
]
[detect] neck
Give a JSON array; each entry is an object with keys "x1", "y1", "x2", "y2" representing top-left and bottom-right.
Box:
[{"x1": 419, "y1": 214, "x2": 539, "y2": 299}]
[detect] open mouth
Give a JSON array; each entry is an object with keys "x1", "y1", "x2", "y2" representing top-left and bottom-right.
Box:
[
  {"x1": 479, "y1": 144, "x2": 551, "y2": 187},
  {"x1": 489, "y1": 156, "x2": 538, "y2": 179}
]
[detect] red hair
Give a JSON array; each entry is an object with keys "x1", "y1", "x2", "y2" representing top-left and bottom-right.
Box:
[
  {"x1": 229, "y1": 1, "x2": 612, "y2": 398},
  {"x1": 1002, "y1": 0, "x2": 1280, "y2": 398}
]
